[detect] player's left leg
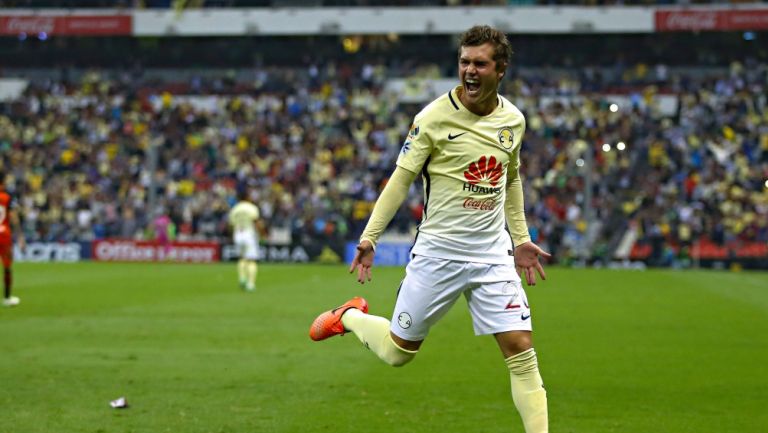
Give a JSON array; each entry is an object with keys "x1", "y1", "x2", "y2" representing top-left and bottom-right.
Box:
[
  {"x1": 1, "y1": 244, "x2": 19, "y2": 307},
  {"x1": 3, "y1": 267, "x2": 13, "y2": 299},
  {"x1": 3, "y1": 265, "x2": 11, "y2": 300},
  {"x1": 245, "y1": 260, "x2": 257, "y2": 291},
  {"x1": 496, "y1": 331, "x2": 548, "y2": 433},
  {"x1": 242, "y1": 234, "x2": 259, "y2": 291},
  {"x1": 466, "y1": 264, "x2": 547, "y2": 433}
]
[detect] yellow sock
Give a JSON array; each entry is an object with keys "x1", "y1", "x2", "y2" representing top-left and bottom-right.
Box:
[
  {"x1": 246, "y1": 262, "x2": 257, "y2": 290},
  {"x1": 341, "y1": 309, "x2": 416, "y2": 367},
  {"x1": 505, "y1": 348, "x2": 548, "y2": 433},
  {"x1": 237, "y1": 259, "x2": 247, "y2": 284}
]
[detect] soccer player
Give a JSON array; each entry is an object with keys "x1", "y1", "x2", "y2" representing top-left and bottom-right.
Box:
[
  {"x1": 228, "y1": 190, "x2": 260, "y2": 292},
  {"x1": 309, "y1": 26, "x2": 550, "y2": 432},
  {"x1": 153, "y1": 211, "x2": 176, "y2": 257},
  {"x1": 0, "y1": 172, "x2": 25, "y2": 307}
]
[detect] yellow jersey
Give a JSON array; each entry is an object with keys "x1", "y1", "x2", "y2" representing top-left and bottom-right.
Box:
[
  {"x1": 396, "y1": 86, "x2": 526, "y2": 264},
  {"x1": 228, "y1": 201, "x2": 260, "y2": 233}
]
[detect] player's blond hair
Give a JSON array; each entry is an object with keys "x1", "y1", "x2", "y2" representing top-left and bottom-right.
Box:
[{"x1": 458, "y1": 25, "x2": 512, "y2": 73}]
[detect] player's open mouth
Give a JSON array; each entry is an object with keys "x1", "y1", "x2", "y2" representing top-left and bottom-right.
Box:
[{"x1": 465, "y1": 78, "x2": 480, "y2": 95}]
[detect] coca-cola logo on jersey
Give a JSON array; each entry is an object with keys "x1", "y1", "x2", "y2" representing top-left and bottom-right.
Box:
[
  {"x1": 463, "y1": 197, "x2": 497, "y2": 211},
  {"x1": 3, "y1": 17, "x2": 55, "y2": 34},
  {"x1": 662, "y1": 11, "x2": 718, "y2": 30}
]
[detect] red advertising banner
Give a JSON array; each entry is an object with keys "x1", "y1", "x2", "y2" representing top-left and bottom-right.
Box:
[
  {"x1": 0, "y1": 15, "x2": 132, "y2": 36},
  {"x1": 656, "y1": 9, "x2": 768, "y2": 32},
  {"x1": 92, "y1": 239, "x2": 220, "y2": 263},
  {"x1": 630, "y1": 239, "x2": 767, "y2": 260}
]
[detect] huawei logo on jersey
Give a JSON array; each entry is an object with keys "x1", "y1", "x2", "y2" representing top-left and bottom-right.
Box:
[{"x1": 464, "y1": 155, "x2": 503, "y2": 187}]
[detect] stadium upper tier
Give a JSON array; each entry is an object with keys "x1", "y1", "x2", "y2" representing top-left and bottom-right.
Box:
[
  {"x1": 1, "y1": 4, "x2": 767, "y2": 36},
  {"x1": 1, "y1": 1, "x2": 757, "y2": 8},
  {"x1": 0, "y1": 32, "x2": 764, "y2": 70}
]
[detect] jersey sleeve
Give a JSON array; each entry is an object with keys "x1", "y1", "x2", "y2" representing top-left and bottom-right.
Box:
[
  {"x1": 395, "y1": 116, "x2": 433, "y2": 173},
  {"x1": 505, "y1": 113, "x2": 530, "y2": 246},
  {"x1": 510, "y1": 115, "x2": 525, "y2": 171},
  {"x1": 359, "y1": 166, "x2": 418, "y2": 249}
]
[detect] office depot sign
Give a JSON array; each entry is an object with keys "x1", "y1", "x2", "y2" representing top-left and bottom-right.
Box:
[
  {"x1": 93, "y1": 240, "x2": 220, "y2": 263},
  {"x1": 656, "y1": 9, "x2": 768, "y2": 31},
  {"x1": 0, "y1": 15, "x2": 131, "y2": 36}
]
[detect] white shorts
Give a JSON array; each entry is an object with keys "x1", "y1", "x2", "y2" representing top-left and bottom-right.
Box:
[
  {"x1": 233, "y1": 230, "x2": 259, "y2": 261},
  {"x1": 390, "y1": 255, "x2": 532, "y2": 340}
]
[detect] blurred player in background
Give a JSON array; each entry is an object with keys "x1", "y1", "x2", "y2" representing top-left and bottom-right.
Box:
[
  {"x1": 153, "y1": 210, "x2": 176, "y2": 256},
  {"x1": 0, "y1": 172, "x2": 25, "y2": 307},
  {"x1": 310, "y1": 25, "x2": 550, "y2": 432},
  {"x1": 228, "y1": 189, "x2": 261, "y2": 292}
]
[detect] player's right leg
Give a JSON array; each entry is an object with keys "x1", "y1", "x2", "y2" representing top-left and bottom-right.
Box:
[
  {"x1": 309, "y1": 297, "x2": 418, "y2": 367},
  {"x1": 310, "y1": 255, "x2": 466, "y2": 367},
  {"x1": 235, "y1": 259, "x2": 245, "y2": 289},
  {"x1": 309, "y1": 296, "x2": 369, "y2": 341},
  {"x1": 233, "y1": 234, "x2": 247, "y2": 289},
  {"x1": 341, "y1": 310, "x2": 419, "y2": 367}
]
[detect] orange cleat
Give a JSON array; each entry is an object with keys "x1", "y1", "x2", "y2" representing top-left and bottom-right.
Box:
[{"x1": 309, "y1": 297, "x2": 369, "y2": 341}]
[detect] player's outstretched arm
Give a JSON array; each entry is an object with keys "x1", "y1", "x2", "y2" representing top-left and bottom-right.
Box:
[
  {"x1": 514, "y1": 241, "x2": 551, "y2": 286},
  {"x1": 349, "y1": 240, "x2": 375, "y2": 284},
  {"x1": 352, "y1": 166, "x2": 418, "y2": 284}
]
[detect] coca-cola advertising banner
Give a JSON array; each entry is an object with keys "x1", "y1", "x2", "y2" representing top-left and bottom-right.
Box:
[
  {"x1": 656, "y1": 9, "x2": 768, "y2": 32},
  {"x1": 0, "y1": 15, "x2": 131, "y2": 36},
  {"x1": 92, "y1": 240, "x2": 220, "y2": 263}
]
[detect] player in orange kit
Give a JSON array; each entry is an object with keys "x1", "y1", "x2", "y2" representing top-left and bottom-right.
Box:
[{"x1": 0, "y1": 172, "x2": 25, "y2": 307}]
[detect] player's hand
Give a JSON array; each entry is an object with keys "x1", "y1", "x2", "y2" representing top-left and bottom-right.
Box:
[
  {"x1": 349, "y1": 240, "x2": 375, "y2": 284},
  {"x1": 514, "y1": 241, "x2": 551, "y2": 286}
]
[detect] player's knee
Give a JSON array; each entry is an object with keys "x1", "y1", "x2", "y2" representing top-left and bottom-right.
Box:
[
  {"x1": 382, "y1": 335, "x2": 417, "y2": 367},
  {"x1": 497, "y1": 331, "x2": 532, "y2": 358}
]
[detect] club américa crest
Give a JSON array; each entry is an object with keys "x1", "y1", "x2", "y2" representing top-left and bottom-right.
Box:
[{"x1": 497, "y1": 127, "x2": 514, "y2": 150}]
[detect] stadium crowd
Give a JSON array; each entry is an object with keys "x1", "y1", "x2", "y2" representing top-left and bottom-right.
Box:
[{"x1": 0, "y1": 58, "x2": 766, "y2": 263}]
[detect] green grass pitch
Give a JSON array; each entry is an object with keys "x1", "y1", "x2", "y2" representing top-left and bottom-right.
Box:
[{"x1": 1, "y1": 262, "x2": 766, "y2": 433}]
